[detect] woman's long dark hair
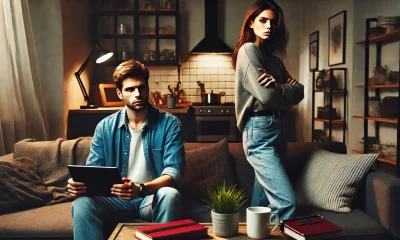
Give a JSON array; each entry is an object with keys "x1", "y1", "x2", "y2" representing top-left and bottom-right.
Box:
[{"x1": 231, "y1": 0, "x2": 289, "y2": 70}]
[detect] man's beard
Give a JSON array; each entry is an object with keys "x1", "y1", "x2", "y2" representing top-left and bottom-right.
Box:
[{"x1": 126, "y1": 99, "x2": 148, "y2": 112}]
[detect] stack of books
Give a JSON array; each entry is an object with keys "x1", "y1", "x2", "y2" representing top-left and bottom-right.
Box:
[
  {"x1": 133, "y1": 219, "x2": 208, "y2": 240},
  {"x1": 280, "y1": 215, "x2": 343, "y2": 240}
]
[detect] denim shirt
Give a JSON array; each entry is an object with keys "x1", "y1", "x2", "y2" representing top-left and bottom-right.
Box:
[{"x1": 86, "y1": 105, "x2": 185, "y2": 188}]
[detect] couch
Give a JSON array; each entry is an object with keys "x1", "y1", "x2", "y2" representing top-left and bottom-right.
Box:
[{"x1": 0, "y1": 139, "x2": 399, "y2": 240}]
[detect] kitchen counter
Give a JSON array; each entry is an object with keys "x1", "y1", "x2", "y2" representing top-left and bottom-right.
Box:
[{"x1": 67, "y1": 105, "x2": 195, "y2": 141}]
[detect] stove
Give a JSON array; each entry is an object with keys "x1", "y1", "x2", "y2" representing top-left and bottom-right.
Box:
[
  {"x1": 192, "y1": 102, "x2": 235, "y2": 116},
  {"x1": 192, "y1": 102, "x2": 240, "y2": 142}
]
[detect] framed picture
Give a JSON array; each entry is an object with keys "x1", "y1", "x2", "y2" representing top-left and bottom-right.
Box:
[
  {"x1": 328, "y1": 11, "x2": 346, "y2": 66},
  {"x1": 309, "y1": 31, "x2": 319, "y2": 71}
]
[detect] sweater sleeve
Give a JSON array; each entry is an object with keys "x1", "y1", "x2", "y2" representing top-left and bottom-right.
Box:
[
  {"x1": 237, "y1": 43, "x2": 286, "y2": 107},
  {"x1": 279, "y1": 60, "x2": 304, "y2": 106}
]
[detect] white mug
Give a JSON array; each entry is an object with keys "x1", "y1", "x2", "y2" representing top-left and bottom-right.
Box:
[{"x1": 246, "y1": 207, "x2": 279, "y2": 239}]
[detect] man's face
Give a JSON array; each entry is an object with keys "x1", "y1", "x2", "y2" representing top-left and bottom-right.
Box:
[
  {"x1": 250, "y1": 9, "x2": 276, "y2": 40},
  {"x1": 116, "y1": 77, "x2": 149, "y2": 112}
]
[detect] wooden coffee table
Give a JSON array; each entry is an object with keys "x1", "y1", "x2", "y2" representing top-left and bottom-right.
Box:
[{"x1": 109, "y1": 222, "x2": 287, "y2": 239}]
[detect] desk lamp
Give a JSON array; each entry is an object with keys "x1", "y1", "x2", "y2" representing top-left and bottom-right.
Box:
[{"x1": 74, "y1": 44, "x2": 113, "y2": 109}]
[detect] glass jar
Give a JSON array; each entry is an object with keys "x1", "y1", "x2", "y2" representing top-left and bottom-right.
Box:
[{"x1": 368, "y1": 97, "x2": 380, "y2": 117}]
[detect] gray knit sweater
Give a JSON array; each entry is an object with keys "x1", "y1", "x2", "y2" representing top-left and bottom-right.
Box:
[{"x1": 235, "y1": 42, "x2": 304, "y2": 132}]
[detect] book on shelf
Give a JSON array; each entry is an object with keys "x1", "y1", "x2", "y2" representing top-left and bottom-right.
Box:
[
  {"x1": 133, "y1": 219, "x2": 208, "y2": 240},
  {"x1": 280, "y1": 215, "x2": 343, "y2": 240}
]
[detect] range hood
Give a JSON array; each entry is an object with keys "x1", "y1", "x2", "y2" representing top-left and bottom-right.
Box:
[{"x1": 190, "y1": 0, "x2": 232, "y2": 55}]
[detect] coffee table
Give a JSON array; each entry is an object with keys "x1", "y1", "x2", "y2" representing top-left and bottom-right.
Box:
[{"x1": 109, "y1": 222, "x2": 287, "y2": 239}]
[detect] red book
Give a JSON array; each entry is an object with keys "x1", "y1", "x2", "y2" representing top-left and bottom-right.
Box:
[
  {"x1": 134, "y1": 219, "x2": 208, "y2": 240},
  {"x1": 280, "y1": 215, "x2": 343, "y2": 240}
]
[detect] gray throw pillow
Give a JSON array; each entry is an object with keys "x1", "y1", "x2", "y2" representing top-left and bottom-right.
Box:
[{"x1": 295, "y1": 148, "x2": 378, "y2": 212}]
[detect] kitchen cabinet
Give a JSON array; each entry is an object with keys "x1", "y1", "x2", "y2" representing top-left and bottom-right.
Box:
[
  {"x1": 352, "y1": 18, "x2": 400, "y2": 177},
  {"x1": 94, "y1": 0, "x2": 180, "y2": 66}
]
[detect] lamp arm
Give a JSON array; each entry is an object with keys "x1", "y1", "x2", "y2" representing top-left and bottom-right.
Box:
[{"x1": 74, "y1": 50, "x2": 95, "y2": 104}]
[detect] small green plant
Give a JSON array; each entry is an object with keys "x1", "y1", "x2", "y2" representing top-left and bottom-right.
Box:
[{"x1": 204, "y1": 182, "x2": 247, "y2": 214}]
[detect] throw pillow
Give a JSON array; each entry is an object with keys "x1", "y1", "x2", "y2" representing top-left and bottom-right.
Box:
[
  {"x1": 183, "y1": 138, "x2": 237, "y2": 201},
  {"x1": 295, "y1": 148, "x2": 378, "y2": 212},
  {"x1": 0, "y1": 156, "x2": 53, "y2": 214}
]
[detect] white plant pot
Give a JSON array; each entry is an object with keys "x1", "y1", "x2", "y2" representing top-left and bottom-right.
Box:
[{"x1": 211, "y1": 210, "x2": 239, "y2": 237}]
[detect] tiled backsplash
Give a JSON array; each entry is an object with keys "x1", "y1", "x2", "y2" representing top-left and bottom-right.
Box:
[{"x1": 148, "y1": 55, "x2": 235, "y2": 103}]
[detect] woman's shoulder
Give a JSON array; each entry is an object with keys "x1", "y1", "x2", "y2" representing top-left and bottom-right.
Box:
[{"x1": 238, "y1": 42, "x2": 261, "y2": 59}]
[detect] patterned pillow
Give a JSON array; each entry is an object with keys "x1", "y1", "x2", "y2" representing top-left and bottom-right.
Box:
[
  {"x1": 0, "y1": 156, "x2": 53, "y2": 214},
  {"x1": 295, "y1": 148, "x2": 378, "y2": 212},
  {"x1": 182, "y1": 138, "x2": 236, "y2": 201}
]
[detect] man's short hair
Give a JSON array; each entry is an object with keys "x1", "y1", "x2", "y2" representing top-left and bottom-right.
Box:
[{"x1": 113, "y1": 60, "x2": 149, "y2": 90}]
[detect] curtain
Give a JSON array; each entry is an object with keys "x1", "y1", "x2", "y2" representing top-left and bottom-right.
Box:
[{"x1": 0, "y1": 0, "x2": 48, "y2": 156}]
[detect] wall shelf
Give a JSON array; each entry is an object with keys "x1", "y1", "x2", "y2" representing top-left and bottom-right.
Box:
[
  {"x1": 352, "y1": 115, "x2": 398, "y2": 124},
  {"x1": 355, "y1": 29, "x2": 400, "y2": 44},
  {"x1": 314, "y1": 118, "x2": 345, "y2": 124},
  {"x1": 355, "y1": 84, "x2": 400, "y2": 89},
  {"x1": 352, "y1": 150, "x2": 396, "y2": 165}
]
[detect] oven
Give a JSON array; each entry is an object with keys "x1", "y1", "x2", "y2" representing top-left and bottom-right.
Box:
[{"x1": 194, "y1": 104, "x2": 240, "y2": 142}]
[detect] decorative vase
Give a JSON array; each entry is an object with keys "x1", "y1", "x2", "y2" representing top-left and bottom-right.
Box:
[{"x1": 211, "y1": 210, "x2": 239, "y2": 237}]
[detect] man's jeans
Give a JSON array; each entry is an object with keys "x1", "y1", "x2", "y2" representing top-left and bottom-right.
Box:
[
  {"x1": 243, "y1": 115, "x2": 296, "y2": 221},
  {"x1": 72, "y1": 187, "x2": 182, "y2": 240}
]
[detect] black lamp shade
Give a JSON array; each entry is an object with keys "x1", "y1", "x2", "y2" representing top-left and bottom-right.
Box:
[{"x1": 74, "y1": 44, "x2": 113, "y2": 109}]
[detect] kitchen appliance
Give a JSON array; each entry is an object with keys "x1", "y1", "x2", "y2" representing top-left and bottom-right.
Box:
[
  {"x1": 190, "y1": 0, "x2": 232, "y2": 54},
  {"x1": 193, "y1": 103, "x2": 240, "y2": 142}
]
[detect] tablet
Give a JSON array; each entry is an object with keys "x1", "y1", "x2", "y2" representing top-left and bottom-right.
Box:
[{"x1": 68, "y1": 165, "x2": 123, "y2": 197}]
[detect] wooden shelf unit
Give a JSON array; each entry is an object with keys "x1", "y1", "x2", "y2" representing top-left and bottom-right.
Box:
[{"x1": 353, "y1": 18, "x2": 400, "y2": 177}]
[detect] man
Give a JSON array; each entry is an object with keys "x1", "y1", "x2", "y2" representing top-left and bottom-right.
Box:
[{"x1": 67, "y1": 60, "x2": 185, "y2": 239}]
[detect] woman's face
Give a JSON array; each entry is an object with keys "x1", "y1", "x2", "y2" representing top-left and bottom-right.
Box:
[{"x1": 250, "y1": 9, "x2": 276, "y2": 40}]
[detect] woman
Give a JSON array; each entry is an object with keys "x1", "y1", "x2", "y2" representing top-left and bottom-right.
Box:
[{"x1": 232, "y1": 0, "x2": 304, "y2": 220}]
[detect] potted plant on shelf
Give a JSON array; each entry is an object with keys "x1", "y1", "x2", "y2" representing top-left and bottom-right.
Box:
[{"x1": 203, "y1": 182, "x2": 247, "y2": 237}]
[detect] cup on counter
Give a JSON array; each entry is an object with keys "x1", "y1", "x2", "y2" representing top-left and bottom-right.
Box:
[
  {"x1": 167, "y1": 94, "x2": 176, "y2": 109},
  {"x1": 246, "y1": 206, "x2": 279, "y2": 239}
]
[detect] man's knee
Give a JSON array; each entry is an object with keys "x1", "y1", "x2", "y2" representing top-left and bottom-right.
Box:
[
  {"x1": 72, "y1": 196, "x2": 97, "y2": 218},
  {"x1": 155, "y1": 187, "x2": 181, "y2": 204}
]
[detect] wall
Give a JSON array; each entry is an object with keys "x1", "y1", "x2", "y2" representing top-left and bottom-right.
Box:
[
  {"x1": 62, "y1": 0, "x2": 92, "y2": 136},
  {"x1": 28, "y1": 0, "x2": 64, "y2": 140},
  {"x1": 297, "y1": 0, "x2": 354, "y2": 145}
]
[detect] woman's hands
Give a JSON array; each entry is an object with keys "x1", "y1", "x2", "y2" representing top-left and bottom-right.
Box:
[
  {"x1": 257, "y1": 68, "x2": 298, "y2": 88},
  {"x1": 111, "y1": 177, "x2": 140, "y2": 200}
]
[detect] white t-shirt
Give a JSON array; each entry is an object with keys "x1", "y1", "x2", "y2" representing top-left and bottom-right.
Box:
[{"x1": 126, "y1": 126, "x2": 152, "y2": 183}]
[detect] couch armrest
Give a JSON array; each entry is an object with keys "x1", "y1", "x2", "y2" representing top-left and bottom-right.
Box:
[{"x1": 364, "y1": 171, "x2": 400, "y2": 238}]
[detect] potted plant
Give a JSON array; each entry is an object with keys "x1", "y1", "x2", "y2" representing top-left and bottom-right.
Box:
[{"x1": 203, "y1": 182, "x2": 247, "y2": 237}]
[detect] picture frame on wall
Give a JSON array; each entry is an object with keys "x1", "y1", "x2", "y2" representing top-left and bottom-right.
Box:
[
  {"x1": 309, "y1": 31, "x2": 319, "y2": 71},
  {"x1": 328, "y1": 10, "x2": 346, "y2": 66}
]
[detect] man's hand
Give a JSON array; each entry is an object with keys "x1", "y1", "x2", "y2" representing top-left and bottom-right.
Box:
[
  {"x1": 111, "y1": 177, "x2": 140, "y2": 200},
  {"x1": 287, "y1": 77, "x2": 297, "y2": 85},
  {"x1": 67, "y1": 178, "x2": 86, "y2": 198},
  {"x1": 258, "y1": 68, "x2": 278, "y2": 88}
]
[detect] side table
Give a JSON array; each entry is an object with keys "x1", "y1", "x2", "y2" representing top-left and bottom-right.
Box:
[{"x1": 108, "y1": 222, "x2": 286, "y2": 239}]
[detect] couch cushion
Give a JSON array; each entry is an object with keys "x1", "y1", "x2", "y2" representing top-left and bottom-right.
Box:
[
  {"x1": 182, "y1": 138, "x2": 237, "y2": 201},
  {"x1": 295, "y1": 207, "x2": 391, "y2": 240},
  {"x1": 295, "y1": 148, "x2": 377, "y2": 212},
  {"x1": 0, "y1": 202, "x2": 73, "y2": 238},
  {"x1": 0, "y1": 156, "x2": 53, "y2": 214}
]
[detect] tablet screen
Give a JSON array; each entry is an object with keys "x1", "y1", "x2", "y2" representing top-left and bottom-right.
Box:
[{"x1": 68, "y1": 165, "x2": 123, "y2": 197}]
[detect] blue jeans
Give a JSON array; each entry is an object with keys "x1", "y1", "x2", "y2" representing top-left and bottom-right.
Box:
[
  {"x1": 72, "y1": 187, "x2": 182, "y2": 240},
  {"x1": 243, "y1": 115, "x2": 296, "y2": 221}
]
